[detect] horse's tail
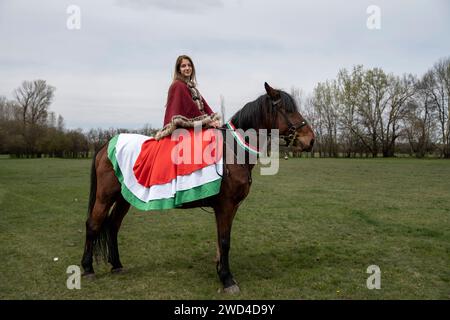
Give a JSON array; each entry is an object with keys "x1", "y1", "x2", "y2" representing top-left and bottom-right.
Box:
[
  {"x1": 87, "y1": 148, "x2": 99, "y2": 217},
  {"x1": 89, "y1": 143, "x2": 115, "y2": 264},
  {"x1": 94, "y1": 219, "x2": 112, "y2": 264}
]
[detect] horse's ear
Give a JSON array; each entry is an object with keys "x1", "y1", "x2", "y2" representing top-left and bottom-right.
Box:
[{"x1": 264, "y1": 82, "x2": 279, "y2": 99}]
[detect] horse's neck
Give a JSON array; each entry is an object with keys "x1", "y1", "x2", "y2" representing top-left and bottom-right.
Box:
[{"x1": 225, "y1": 123, "x2": 268, "y2": 173}]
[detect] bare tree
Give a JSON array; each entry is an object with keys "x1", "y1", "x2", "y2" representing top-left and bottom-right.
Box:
[
  {"x1": 381, "y1": 73, "x2": 416, "y2": 157},
  {"x1": 13, "y1": 80, "x2": 55, "y2": 156},
  {"x1": 341, "y1": 68, "x2": 415, "y2": 157},
  {"x1": 300, "y1": 94, "x2": 319, "y2": 157},
  {"x1": 357, "y1": 68, "x2": 389, "y2": 157},
  {"x1": 0, "y1": 96, "x2": 20, "y2": 122},
  {"x1": 402, "y1": 77, "x2": 436, "y2": 157},
  {"x1": 312, "y1": 81, "x2": 340, "y2": 157},
  {"x1": 424, "y1": 58, "x2": 450, "y2": 158},
  {"x1": 14, "y1": 80, "x2": 55, "y2": 126},
  {"x1": 337, "y1": 66, "x2": 364, "y2": 157},
  {"x1": 0, "y1": 96, "x2": 24, "y2": 155}
]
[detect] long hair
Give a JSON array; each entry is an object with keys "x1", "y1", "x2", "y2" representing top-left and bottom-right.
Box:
[{"x1": 172, "y1": 55, "x2": 197, "y2": 84}]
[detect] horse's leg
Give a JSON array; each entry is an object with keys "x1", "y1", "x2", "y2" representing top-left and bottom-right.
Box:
[
  {"x1": 214, "y1": 203, "x2": 240, "y2": 293},
  {"x1": 81, "y1": 147, "x2": 120, "y2": 277},
  {"x1": 107, "y1": 194, "x2": 130, "y2": 273},
  {"x1": 214, "y1": 242, "x2": 220, "y2": 263},
  {"x1": 81, "y1": 198, "x2": 115, "y2": 276}
]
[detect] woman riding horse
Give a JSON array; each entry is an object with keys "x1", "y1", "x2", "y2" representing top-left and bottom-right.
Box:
[{"x1": 81, "y1": 59, "x2": 315, "y2": 293}]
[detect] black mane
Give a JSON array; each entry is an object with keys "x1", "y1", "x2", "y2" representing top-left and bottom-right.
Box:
[{"x1": 230, "y1": 90, "x2": 298, "y2": 130}]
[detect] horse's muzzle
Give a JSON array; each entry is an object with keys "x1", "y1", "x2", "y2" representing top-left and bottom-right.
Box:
[{"x1": 297, "y1": 138, "x2": 314, "y2": 152}]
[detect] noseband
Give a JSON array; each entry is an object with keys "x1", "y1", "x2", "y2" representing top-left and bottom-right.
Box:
[{"x1": 271, "y1": 97, "x2": 308, "y2": 147}]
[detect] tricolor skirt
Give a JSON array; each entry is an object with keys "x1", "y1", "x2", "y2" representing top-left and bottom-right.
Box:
[{"x1": 107, "y1": 128, "x2": 223, "y2": 210}]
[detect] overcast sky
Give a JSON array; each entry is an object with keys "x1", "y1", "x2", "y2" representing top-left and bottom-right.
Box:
[{"x1": 1, "y1": 0, "x2": 449, "y2": 130}]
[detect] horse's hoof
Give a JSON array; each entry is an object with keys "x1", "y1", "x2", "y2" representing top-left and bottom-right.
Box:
[
  {"x1": 223, "y1": 284, "x2": 240, "y2": 294},
  {"x1": 111, "y1": 267, "x2": 126, "y2": 274},
  {"x1": 82, "y1": 272, "x2": 96, "y2": 280}
]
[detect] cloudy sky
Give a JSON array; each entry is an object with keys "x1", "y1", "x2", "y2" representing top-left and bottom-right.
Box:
[{"x1": 0, "y1": 0, "x2": 449, "y2": 130}]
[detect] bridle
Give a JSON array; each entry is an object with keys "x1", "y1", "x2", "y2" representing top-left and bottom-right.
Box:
[{"x1": 270, "y1": 97, "x2": 308, "y2": 148}]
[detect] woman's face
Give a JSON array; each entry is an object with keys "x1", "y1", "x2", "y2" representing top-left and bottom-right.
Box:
[{"x1": 179, "y1": 58, "x2": 193, "y2": 80}]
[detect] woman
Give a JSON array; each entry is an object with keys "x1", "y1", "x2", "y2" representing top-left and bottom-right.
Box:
[
  {"x1": 126, "y1": 55, "x2": 223, "y2": 209},
  {"x1": 155, "y1": 55, "x2": 221, "y2": 140}
]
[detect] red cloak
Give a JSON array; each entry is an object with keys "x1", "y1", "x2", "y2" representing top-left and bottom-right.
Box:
[{"x1": 163, "y1": 80, "x2": 214, "y2": 126}]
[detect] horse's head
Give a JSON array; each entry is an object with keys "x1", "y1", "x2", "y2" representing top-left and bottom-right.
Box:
[{"x1": 264, "y1": 82, "x2": 315, "y2": 152}]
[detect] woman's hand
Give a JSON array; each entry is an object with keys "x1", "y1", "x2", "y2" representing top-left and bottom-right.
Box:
[{"x1": 209, "y1": 120, "x2": 221, "y2": 128}]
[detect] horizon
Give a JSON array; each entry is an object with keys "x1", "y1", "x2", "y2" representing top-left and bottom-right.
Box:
[{"x1": 1, "y1": 0, "x2": 449, "y2": 131}]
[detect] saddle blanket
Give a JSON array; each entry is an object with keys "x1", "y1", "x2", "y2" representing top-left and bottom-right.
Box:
[{"x1": 107, "y1": 128, "x2": 223, "y2": 210}]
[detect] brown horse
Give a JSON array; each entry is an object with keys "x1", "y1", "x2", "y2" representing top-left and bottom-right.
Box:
[{"x1": 81, "y1": 82, "x2": 315, "y2": 293}]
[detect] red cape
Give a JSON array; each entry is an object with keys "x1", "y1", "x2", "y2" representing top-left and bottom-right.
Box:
[{"x1": 163, "y1": 80, "x2": 214, "y2": 126}]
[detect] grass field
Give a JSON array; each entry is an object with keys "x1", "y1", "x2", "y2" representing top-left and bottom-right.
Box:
[{"x1": 0, "y1": 157, "x2": 449, "y2": 299}]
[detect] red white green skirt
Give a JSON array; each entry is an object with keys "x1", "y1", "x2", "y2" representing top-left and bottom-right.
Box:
[{"x1": 107, "y1": 128, "x2": 223, "y2": 210}]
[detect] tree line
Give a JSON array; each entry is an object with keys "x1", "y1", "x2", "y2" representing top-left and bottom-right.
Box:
[
  {"x1": 1, "y1": 56, "x2": 449, "y2": 159},
  {"x1": 296, "y1": 56, "x2": 450, "y2": 158},
  {"x1": 0, "y1": 80, "x2": 158, "y2": 158}
]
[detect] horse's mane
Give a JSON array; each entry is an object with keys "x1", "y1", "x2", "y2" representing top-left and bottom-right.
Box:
[{"x1": 230, "y1": 90, "x2": 298, "y2": 129}]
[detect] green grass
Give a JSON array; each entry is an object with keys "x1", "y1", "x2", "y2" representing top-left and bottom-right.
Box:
[{"x1": 0, "y1": 157, "x2": 449, "y2": 299}]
